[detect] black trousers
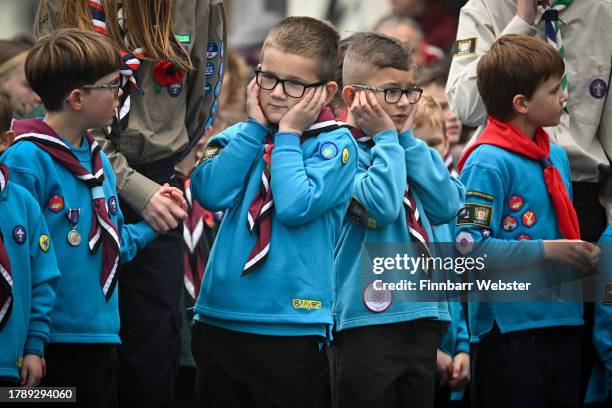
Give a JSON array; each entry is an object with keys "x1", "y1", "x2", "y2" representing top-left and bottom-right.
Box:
[
  {"x1": 40, "y1": 343, "x2": 118, "y2": 408},
  {"x1": 471, "y1": 326, "x2": 582, "y2": 408},
  {"x1": 117, "y1": 158, "x2": 184, "y2": 408},
  {"x1": 327, "y1": 319, "x2": 446, "y2": 408},
  {"x1": 191, "y1": 321, "x2": 328, "y2": 408}
]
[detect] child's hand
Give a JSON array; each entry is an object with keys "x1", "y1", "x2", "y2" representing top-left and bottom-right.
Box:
[
  {"x1": 436, "y1": 349, "x2": 453, "y2": 385},
  {"x1": 159, "y1": 183, "x2": 188, "y2": 212},
  {"x1": 279, "y1": 86, "x2": 327, "y2": 135},
  {"x1": 400, "y1": 104, "x2": 418, "y2": 134},
  {"x1": 20, "y1": 354, "x2": 44, "y2": 387},
  {"x1": 143, "y1": 186, "x2": 188, "y2": 233},
  {"x1": 350, "y1": 91, "x2": 395, "y2": 136},
  {"x1": 543, "y1": 240, "x2": 601, "y2": 271},
  {"x1": 448, "y1": 352, "x2": 470, "y2": 390},
  {"x1": 246, "y1": 78, "x2": 268, "y2": 126}
]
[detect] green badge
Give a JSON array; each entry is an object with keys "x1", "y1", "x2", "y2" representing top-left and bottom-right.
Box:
[
  {"x1": 39, "y1": 234, "x2": 50, "y2": 252},
  {"x1": 456, "y1": 203, "x2": 493, "y2": 227},
  {"x1": 320, "y1": 142, "x2": 338, "y2": 160},
  {"x1": 454, "y1": 38, "x2": 477, "y2": 57},
  {"x1": 466, "y1": 190, "x2": 494, "y2": 202},
  {"x1": 175, "y1": 34, "x2": 192, "y2": 44}
]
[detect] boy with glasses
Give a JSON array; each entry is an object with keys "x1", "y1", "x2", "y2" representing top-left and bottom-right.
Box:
[
  {"x1": 0, "y1": 29, "x2": 185, "y2": 406},
  {"x1": 189, "y1": 16, "x2": 357, "y2": 407},
  {"x1": 330, "y1": 32, "x2": 465, "y2": 408}
]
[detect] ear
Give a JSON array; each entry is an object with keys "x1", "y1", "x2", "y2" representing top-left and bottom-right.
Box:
[
  {"x1": 323, "y1": 81, "x2": 338, "y2": 106},
  {"x1": 0, "y1": 130, "x2": 15, "y2": 152},
  {"x1": 65, "y1": 89, "x2": 85, "y2": 111},
  {"x1": 342, "y1": 86, "x2": 356, "y2": 109},
  {"x1": 512, "y1": 94, "x2": 529, "y2": 116}
]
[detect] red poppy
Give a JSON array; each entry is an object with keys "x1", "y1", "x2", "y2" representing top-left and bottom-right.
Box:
[
  {"x1": 263, "y1": 144, "x2": 274, "y2": 164},
  {"x1": 152, "y1": 60, "x2": 185, "y2": 86}
]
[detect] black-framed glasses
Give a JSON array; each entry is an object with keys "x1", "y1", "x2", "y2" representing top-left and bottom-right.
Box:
[
  {"x1": 82, "y1": 80, "x2": 121, "y2": 99},
  {"x1": 352, "y1": 84, "x2": 423, "y2": 104},
  {"x1": 254, "y1": 69, "x2": 325, "y2": 98}
]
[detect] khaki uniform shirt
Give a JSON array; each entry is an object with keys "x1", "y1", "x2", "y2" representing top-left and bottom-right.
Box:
[
  {"x1": 446, "y1": 0, "x2": 612, "y2": 188},
  {"x1": 36, "y1": 0, "x2": 227, "y2": 213}
]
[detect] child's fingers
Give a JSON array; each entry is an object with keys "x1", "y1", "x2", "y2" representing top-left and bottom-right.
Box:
[{"x1": 20, "y1": 365, "x2": 27, "y2": 386}]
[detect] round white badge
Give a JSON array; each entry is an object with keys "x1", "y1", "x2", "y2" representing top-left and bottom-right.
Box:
[{"x1": 362, "y1": 281, "x2": 393, "y2": 313}]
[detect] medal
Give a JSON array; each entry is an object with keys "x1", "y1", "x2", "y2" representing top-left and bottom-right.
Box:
[{"x1": 66, "y1": 208, "x2": 81, "y2": 246}]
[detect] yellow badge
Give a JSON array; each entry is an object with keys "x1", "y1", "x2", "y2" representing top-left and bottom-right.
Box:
[
  {"x1": 292, "y1": 298, "x2": 322, "y2": 310},
  {"x1": 341, "y1": 147, "x2": 350, "y2": 165},
  {"x1": 16, "y1": 356, "x2": 23, "y2": 369},
  {"x1": 39, "y1": 234, "x2": 50, "y2": 252}
]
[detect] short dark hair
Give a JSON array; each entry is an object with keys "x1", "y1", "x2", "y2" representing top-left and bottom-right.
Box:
[
  {"x1": 0, "y1": 87, "x2": 13, "y2": 134},
  {"x1": 261, "y1": 16, "x2": 340, "y2": 82},
  {"x1": 477, "y1": 34, "x2": 564, "y2": 121},
  {"x1": 25, "y1": 28, "x2": 121, "y2": 111},
  {"x1": 342, "y1": 32, "x2": 413, "y2": 86}
]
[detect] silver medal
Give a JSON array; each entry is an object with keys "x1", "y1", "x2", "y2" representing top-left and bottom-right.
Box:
[{"x1": 67, "y1": 228, "x2": 81, "y2": 246}]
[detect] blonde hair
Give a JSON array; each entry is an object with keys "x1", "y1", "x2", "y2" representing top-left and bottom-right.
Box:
[
  {"x1": 37, "y1": 0, "x2": 192, "y2": 69},
  {"x1": 413, "y1": 95, "x2": 445, "y2": 134}
]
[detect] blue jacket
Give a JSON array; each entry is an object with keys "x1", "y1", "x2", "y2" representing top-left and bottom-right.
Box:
[
  {"x1": 456, "y1": 143, "x2": 583, "y2": 342},
  {"x1": 0, "y1": 180, "x2": 59, "y2": 382},
  {"x1": 585, "y1": 224, "x2": 612, "y2": 404},
  {"x1": 1, "y1": 132, "x2": 156, "y2": 344},
  {"x1": 333, "y1": 129, "x2": 465, "y2": 331},
  {"x1": 191, "y1": 119, "x2": 358, "y2": 337}
]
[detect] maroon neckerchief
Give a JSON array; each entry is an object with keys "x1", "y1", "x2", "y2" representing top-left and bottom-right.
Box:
[
  {"x1": 0, "y1": 164, "x2": 13, "y2": 329},
  {"x1": 12, "y1": 119, "x2": 120, "y2": 301}
]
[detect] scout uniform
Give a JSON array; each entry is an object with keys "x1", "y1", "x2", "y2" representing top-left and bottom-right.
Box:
[
  {"x1": 190, "y1": 109, "x2": 357, "y2": 406},
  {"x1": 36, "y1": 1, "x2": 226, "y2": 405},
  {"x1": 1, "y1": 119, "x2": 157, "y2": 406},
  {"x1": 0, "y1": 164, "x2": 60, "y2": 385},
  {"x1": 330, "y1": 126, "x2": 465, "y2": 408}
]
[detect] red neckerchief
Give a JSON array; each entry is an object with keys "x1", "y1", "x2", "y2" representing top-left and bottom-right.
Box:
[
  {"x1": 458, "y1": 116, "x2": 580, "y2": 239},
  {"x1": 0, "y1": 164, "x2": 13, "y2": 329}
]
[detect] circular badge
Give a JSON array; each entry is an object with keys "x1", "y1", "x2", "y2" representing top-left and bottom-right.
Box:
[
  {"x1": 589, "y1": 78, "x2": 607, "y2": 99},
  {"x1": 48, "y1": 195, "x2": 65, "y2": 213},
  {"x1": 522, "y1": 210, "x2": 537, "y2": 228},
  {"x1": 204, "y1": 82, "x2": 213, "y2": 97},
  {"x1": 108, "y1": 196, "x2": 118, "y2": 216},
  {"x1": 455, "y1": 231, "x2": 474, "y2": 255},
  {"x1": 508, "y1": 195, "x2": 524, "y2": 212},
  {"x1": 341, "y1": 147, "x2": 350, "y2": 165},
  {"x1": 206, "y1": 62, "x2": 215, "y2": 76},
  {"x1": 39, "y1": 235, "x2": 50, "y2": 252},
  {"x1": 206, "y1": 42, "x2": 219, "y2": 59},
  {"x1": 516, "y1": 234, "x2": 531, "y2": 241},
  {"x1": 502, "y1": 215, "x2": 518, "y2": 232},
  {"x1": 319, "y1": 142, "x2": 338, "y2": 160},
  {"x1": 12, "y1": 226, "x2": 26, "y2": 245},
  {"x1": 167, "y1": 82, "x2": 183, "y2": 97},
  {"x1": 362, "y1": 281, "x2": 393, "y2": 313}
]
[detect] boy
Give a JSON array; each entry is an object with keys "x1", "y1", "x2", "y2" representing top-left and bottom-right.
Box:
[
  {"x1": 0, "y1": 29, "x2": 183, "y2": 406},
  {"x1": 330, "y1": 32, "x2": 465, "y2": 408},
  {"x1": 455, "y1": 34, "x2": 600, "y2": 408},
  {"x1": 0, "y1": 87, "x2": 59, "y2": 388},
  {"x1": 189, "y1": 17, "x2": 358, "y2": 407},
  {"x1": 412, "y1": 96, "x2": 470, "y2": 406}
]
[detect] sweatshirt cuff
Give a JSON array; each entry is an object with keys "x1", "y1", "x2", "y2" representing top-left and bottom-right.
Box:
[
  {"x1": 274, "y1": 132, "x2": 301, "y2": 147},
  {"x1": 134, "y1": 220, "x2": 158, "y2": 246},
  {"x1": 455, "y1": 341, "x2": 470, "y2": 354},
  {"x1": 373, "y1": 129, "x2": 400, "y2": 145},
  {"x1": 245, "y1": 118, "x2": 269, "y2": 143},
  {"x1": 24, "y1": 335, "x2": 46, "y2": 356},
  {"x1": 398, "y1": 129, "x2": 419, "y2": 149},
  {"x1": 501, "y1": 14, "x2": 538, "y2": 36}
]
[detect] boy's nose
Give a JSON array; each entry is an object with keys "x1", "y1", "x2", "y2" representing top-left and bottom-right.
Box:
[{"x1": 270, "y1": 82, "x2": 285, "y2": 98}]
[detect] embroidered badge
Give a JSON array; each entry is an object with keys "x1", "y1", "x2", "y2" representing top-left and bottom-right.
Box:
[
  {"x1": 466, "y1": 190, "x2": 494, "y2": 202},
  {"x1": 204, "y1": 82, "x2": 213, "y2": 97},
  {"x1": 13, "y1": 226, "x2": 26, "y2": 245},
  {"x1": 454, "y1": 38, "x2": 477, "y2": 57},
  {"x1": 292, "y1": 298, "x2": 322, "y2": 310},
  {"x1": 508, "y1": 195, "x2": 524, "y2": 212},
  {"x1": 481, "y1": 228, "x2": 492, "y2": 238},
  {"x1": 589, "y1": 78, "x2": 607, "y2": 99},
  {"x1": 455, "y1": 231, "x2": 475, "y2": 255},
  {"x1": 320, "y1": 142, "x2": 338, "y2": 160},
  {"x1": 522, "y1": 210, "x2": 537, "y2": 228},
  {"x1": 207, "y1": 42, "x2": 219, "y2": 59},
  {"x1": 456, "y1": 203, "x2": 493, "y2": 228},
  {"x1": 48, "y1": 195, "x2": 65, "y2": 213},
  {"x1": 175, "y1": 34, "x2": 192, "y2": 45},
  {"x1": 202, "y1": 145, "x2": 223, "y2": 162},
  {"x1": 205, "y1": 62, "x2": 215, "y2": 76},
  {"x1": 341, "y1": 147, "x2": 350, "y2": 165},
  {"x1": 502, "y1": 216, "x2": 518, "y2": 232},
  {"x1": 516, "y1": 234, "x2": 531, "y2": 241},
  {"x1": 39, "y1": 234, "x2": 50, "y2": 252},
  {"x1": 167, "y1": 82, "x2": 183, "y2": 97},
  {"x1": 363, "y1": 281, "x2": 392, "y2": 313},
  {"x1": 108, "y1": 196, "x2": 118, "y2": 216}
]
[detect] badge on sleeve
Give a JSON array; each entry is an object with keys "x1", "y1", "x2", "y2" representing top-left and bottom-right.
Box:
[
  {"x1": 206, "y1": 62, "x2": 215, "y2": 76},
  {"x1": 48, "y1": 195, "x2": 65, "y2": 213},
  {"x1": 13, "y1": 226, "x2": 26, "y2": 245},
  {"x1": 502, "y1": 216, "x2": 518, "y2": 232},
  {"x1": 39, "y1": 235, "x2": 50, "y2": 252},
  {"x1": 466, "y1": 190, "x2": 493, "y2": 202},
  {"x1": 454, "y1": 38, "x2": 477, "y2": 57},
  {"x1": 481, "y1": 228, "x2": 492, "y2": 238},
  {"x1": 455, "y1": 231, "x2": 475, "y2": 255},
  {"x1": 456, "y1": 203, "x2": 493, "y2": 228},
  {"x1": 589, "y1": 78, "x2": 607, "y2": 99},
  {"x1": 341, "y1": 147, "x2": 350, "y2": 165},
  {"x1": 201, "y1": 144, "x2": 223, "y2": 162},
  {"x1": 320, "y1": 142, "x2": 338, "y2": 160},
  {"x1": 516, "y1": 234, "x2": 531, "y2": 241},
  {"x1": 508, "y1": 195, "x2": 524, "y2": 212},
  {"x1": 207, "y1": 42, "x2": 219, "y2": 59},
  {"x1": 108, "y1": 196, "x2": 118, "y2": 216},
  {"x1": 522, "y1": 210, "x2": 537, "y2": 227}
]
